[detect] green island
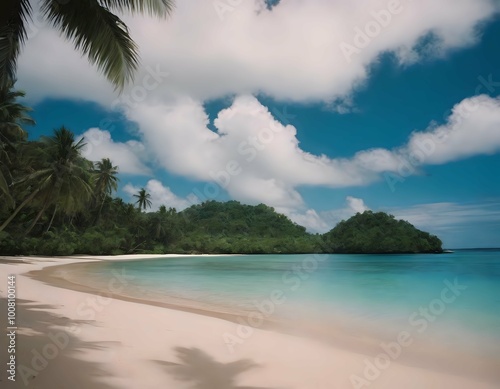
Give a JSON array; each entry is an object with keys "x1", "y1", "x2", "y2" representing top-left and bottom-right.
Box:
[
  {"x1": 322, "y1": 211, "x2": 442, "y2": 254},
  {"x1": 0, "y1": 198, "x2": 444, "y2": 255}
]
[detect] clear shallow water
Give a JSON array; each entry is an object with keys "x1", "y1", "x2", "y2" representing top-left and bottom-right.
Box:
[{"x1": 71, "y1": 250, "x2": 500, "y2": 358}]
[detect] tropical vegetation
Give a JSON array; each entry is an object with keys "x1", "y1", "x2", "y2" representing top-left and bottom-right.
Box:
[{"x1": 322, "y1": 211, "x2": 443, "y2": 253}]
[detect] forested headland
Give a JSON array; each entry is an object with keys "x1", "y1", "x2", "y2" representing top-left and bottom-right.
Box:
[{"x1": 322, "y1": 211, "x2": 443, "y2": 254}]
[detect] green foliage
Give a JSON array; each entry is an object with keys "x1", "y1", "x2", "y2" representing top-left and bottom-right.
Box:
[
  {"x1": 180, "y1": 200, "x2": 306, "y2": 238},
  {"x1": 0, "y1": 84, "x2": 33, "y2": 207},
  {"x1": 322, "y1": 211, "x2": 443, "y2": 253},
  {"x1": 76, "y1": 227, "x2": 127, "y2": 255},
  {"x1": 16, "y1": 230, "x2": 79, "y2": 256},
  {"x1": 133, "y1": 187, "x2": 152, "y2": 211},
  {"x1": 114, "y1": 200, "x2": 321, "y2": 254},
  {"x1": 0, "y1": 231, "x2": 18, "y2": 255}
]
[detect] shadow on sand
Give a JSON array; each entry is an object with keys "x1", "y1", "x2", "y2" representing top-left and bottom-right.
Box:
[
  {"x1": 0, "y1": 298, "x2": 118, "y2": 389},
  {"x1": 155, "y1": 346, "x2": 283, "y2": 389}
]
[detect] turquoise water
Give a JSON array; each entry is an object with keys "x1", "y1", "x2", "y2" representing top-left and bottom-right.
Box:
[{"x1": 74, "y1": 250, "x2": 500, "y2": 357}]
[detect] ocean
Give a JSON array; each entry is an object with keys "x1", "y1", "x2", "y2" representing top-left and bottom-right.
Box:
[{"x1": 66, "y1": 249, "x2": 500, "y2": 365}]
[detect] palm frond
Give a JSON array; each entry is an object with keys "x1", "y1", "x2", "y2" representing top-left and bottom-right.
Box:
[
  {"x1": 0, "y1": 0, "x2": 32, "y2": 89},
  {"x1": 93, "y1": 157, "x2": 119, "y2": 197},
  {"x1": 0, "y1": 85, "x2": 34, "y2": 142},
  {"x1": 99, "y1": 0, "x2": 174, "y2": 17},
  {"x1": 41, "y1": 0, "x2": 139, "y2": 90},
  {"x1": 57, "y1": 172, "x2": 94, "y2": 214}
]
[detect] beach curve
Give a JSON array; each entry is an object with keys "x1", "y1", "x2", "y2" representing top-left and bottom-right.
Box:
[{"x1": 1, "y1": 255, "x2": 498, "y2": 389}]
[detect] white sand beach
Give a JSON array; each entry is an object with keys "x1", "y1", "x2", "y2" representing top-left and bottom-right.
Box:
[{"x1": 0, "y1": 255, "x2": 498, "y2": 389}]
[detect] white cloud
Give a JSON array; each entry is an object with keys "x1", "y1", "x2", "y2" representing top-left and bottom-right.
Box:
[
  {"x1": 287, "y1": 209, "x2": 330, "y2": 233},
  {"x1": 44, "y1": 91, "x2": 497, "y2": 232},
  {"x1": 122, "y1": 94, "x2": 500, "y2": 214},
  {"x1": 288, "y1": 196, "x2": 371, "y2": 233},
  {"x1": 16, "y1": 0, "x2": 498, "y2": 106},
  {"x1": 17, "y1": 26, "x2": 115, "y2": 105},
  {"x1": 126, "y1": 95, "x2": 401, "y2": 212},
  {"x1": 404, "y1": 95, "x2": 500, "y2": 165},
  {"x1": 123, "y1": 179, "x2": 199, "y2": 211},
  {"x1": 385, "y1": 201, "x2": 500, "y2": 247},
  {"x1": 346, "y1": 196, "x2": 369, "y2": 214},
  {"x1": 78, "y1": 128, "x2": 150, "y2": 175},
  {"x1": 338, "y1": 95, "x2": 500, "y2": 180},
  {"x1": 388, "y1": 201, "x2": 500, "y2": 229}
]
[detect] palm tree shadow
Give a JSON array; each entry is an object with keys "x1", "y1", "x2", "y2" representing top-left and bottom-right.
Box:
[{"x1": 155, "y1": 347, "x2": 280, "y2": 389}]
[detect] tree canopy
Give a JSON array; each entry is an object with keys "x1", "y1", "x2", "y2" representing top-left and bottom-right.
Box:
[{"x1": 322, "y1": 211, "x2": 443, "y2": 254}]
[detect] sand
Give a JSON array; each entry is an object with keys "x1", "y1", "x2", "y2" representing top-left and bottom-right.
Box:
[{"x1": 0, "y1": 254, "x2": 498, "y2": 389}]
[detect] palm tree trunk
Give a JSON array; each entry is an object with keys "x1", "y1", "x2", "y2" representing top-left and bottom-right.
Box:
[
  {"x1": 0, "y1": 170, "x2": 14, "y2": 207},
  {"x1": 0, "y1": 188, "x2": 39, "y2": 233},
  {"x1": 25, "y1": 203, "x2": 47, "y2": 236},
  {"x1": 93, "y1": 197, "x2": 105, "y2": 225},
  {"x1": 128, "y1": 241, "x2": 145, "y2": 254},
  {"x1": 46, "y1": 205, "x2": 58, "y2": 232}
]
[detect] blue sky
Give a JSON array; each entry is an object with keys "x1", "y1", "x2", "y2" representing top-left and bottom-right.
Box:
[{"x1": 18, "y1": 0, "x2": 500, "y2": 248}]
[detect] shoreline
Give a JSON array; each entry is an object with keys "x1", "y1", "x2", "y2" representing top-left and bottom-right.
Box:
[
  {"x1": 44, "y1": 258, "x2": 500, "y2": 384},
  {"x1": 1, "y1": 255, "x2": 499, "y2": 388},
  {"x1": 28, "y1": 260, "x2": 273, "y2": 328}
]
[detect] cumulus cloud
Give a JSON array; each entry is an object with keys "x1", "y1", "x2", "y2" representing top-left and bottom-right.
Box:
[
  {"x1": 286, "y1": 209, "x2": 331, "y2": 233},
  {"x1": 67, "y1": 91, "x2": 500, "y2": 221},
  {"x1": 291, "y1": 196, "x2": 371, "y2": 233},
  {"x1": 120, "y1": 94, "x2": 500, "y2": 213},
  {"x1": 78, "y1": 128, "x2": 150, "y2": 175},
  {"x1": 17, "y1": 27, "x2": 115, "y2": 105},
  {"x1": 346, "y1": 196, "x2": 369, "y2": 214},
  {"x1": 126, "y1": 95, "x2": 401, "y2": 211},
  {"x1": 17, "y1": 0, "x2": 498, "y2": 105},
  {"x1": 123, "y1": 179, "x2": 199, "y2": 211},
  {"x1": 403, "y1": 95, "x2": 500, "y2": 165}
]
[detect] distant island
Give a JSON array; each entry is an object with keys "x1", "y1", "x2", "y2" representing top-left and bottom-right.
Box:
[
  {"x1": 1, "y1": 198, "x2": 442, "y2": 255},
  {"x1": 322, "y1": 211, "x2": 443, "y2": 254}
]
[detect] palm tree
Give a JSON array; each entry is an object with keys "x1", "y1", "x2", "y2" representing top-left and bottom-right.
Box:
[
  {"x1": 0, "y1": 82, "x2": 34, "y2": 142},
  {"x1": 133, "y1": 187, "x2": 152, "y2": 211},
  {"x1": 92, "y1": 157, "x2": 119, "y2": 223},
  {"x1": 0, "y1": 82, "x2": 34, "y2": 206},
  {"x1": 0, "y1": 0, "x2": 174, "y2": 90},
  {"x1": 0, "y1": 127, "x2": 93, "y2": 234},
  {"x1": 148, "y1": 205, "x2": 169, "y2": 241}
]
